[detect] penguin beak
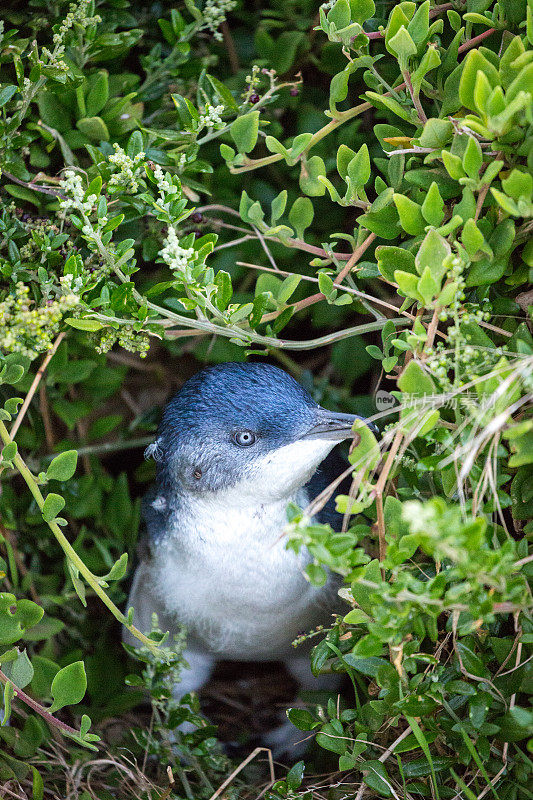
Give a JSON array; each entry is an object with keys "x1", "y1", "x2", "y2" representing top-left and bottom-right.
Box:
[{"x1": 299, "y1": 408, "x2": 377, "y2": 441}]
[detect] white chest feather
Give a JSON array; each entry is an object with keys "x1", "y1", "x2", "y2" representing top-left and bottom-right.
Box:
[{"x1": 147, "y1": 485, "x2": 336, "y2": 659}]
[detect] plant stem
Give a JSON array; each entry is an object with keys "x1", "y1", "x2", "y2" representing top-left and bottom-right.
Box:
[
  {"x1": 1, "y1": 171, "x2": 65, "y2": 198},
  {"x1": 0, "y1": 668, "x2": 87, "y2": 741},
  {"x1": 0, "y1": 421, "x2": 162, "y2": 657},
  {"x1": 261, "y1": 232, "x2": 377, "y2": 323},
  {"x1": 402, "y1": 69, "x2": 428, "y2": 123},
  {"x1": 457, "y1": 28, "x2": 496, "y2": 54},
  {"x1": 164, "y1": 315, "x2": 413, "y2": 350},
  {"x1": 10, "y1": 333, "x2": 65, "y2": 439},
  {"x1": 41, "y1": 436, "x2": 155, "y2": 462},
  {"x1": 230, "y1": 100, "x2": 373, "y2": 175}
]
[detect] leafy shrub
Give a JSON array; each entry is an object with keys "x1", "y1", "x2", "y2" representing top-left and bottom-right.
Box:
[{"x1": 0, "y1": 0, "x2": 532, "y2": 797}]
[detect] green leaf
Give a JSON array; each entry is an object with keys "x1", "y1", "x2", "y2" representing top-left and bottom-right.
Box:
[
  {"x1": 348, "y1": 420, "x2": 380, "y2": 474},
  {"x1": 286, "y1": 707, "x2": 318, "y2": 730},
  {"x1": 86, "y1": 71, "x2": 109, "y2": 117},
  {"x1": 441, "y1": 150, "x2": 466, "y2": 180},
  {"x1": 417, "y1": 265, "x2": 440, "y2": 304},
  {"x1": 395, "y1": 269, "x2": 421, "y2": 300},
  {"x1": 31, "y1": 766, "x2": 44, "y2": 800},
  {"x1": 501, "y1": 168, "x2": 532, "y2": 201},
  {"x1": 328, "y1": 0, "x2": 351, "y2": 29},
  {"x1": 347, "y1": 144, "x2": 370, "y2": 189},
  {"x1": 329, "y1": 63, "x2": 356, "y2": 114},
  {"x1": 393, "y1": 194, "x2": 426, "y2": 235},
  {"x1": 299, "y1": 156, "x2": 326, "y2": 196},
  {"x1": 48, "y1": 661, "x2": 87, "y2": 713},
  {"x1": 214, "y1": 270, "x2": 233, "y2": 310},
  {"x1": 388, "y1": 26, "x2": 417, "y2": 61},
  {"x1": 1, "y1": 442, "x2": 17, "y2": 462},
  {"x1": 506, "y1": 62, "x2": 533, "y2": 105},
  {"x1": 462, "y1": 136, "x2": 482, "y2": 179},
  {"x1": 404, "y1": 716, "x2": 440, "y2": 798},
  {"x1": 277, "y1": 274, "x2": 301, "y2": 304},
  {"x1": 0, "y1": 85, "x2": 17, "y2": 107},
  {"x1": 462, "y1": 218, "x2": 484, "y2": 257},
  {"x1": 318, "y1": 272, "x2": 335, "y2": 297},
  {"x1": 289, "y1": 197, "x2": 314, "y2": 239},
  {"x1": 306, "y1": 563, "x2": 327, "y2": 585},
  {"x1": 421, "y1": 182, "x2": 444, "y2": 226},
  {"x1": 220, "y1": 143, "x2": 235, "y2": 161},
  {"x1": 250, "y1": 293, "x2": 269, "y2": 327},
  {"x1": 2, "y1": 649, "x2": 34, "y2": 690},
  {"x1": 37, "y1": 91, "x2": 71, "y2": 133},
  {"x1": 419, "y1": 118, "x2": 453, "y2": 148},
  {"x1": 230, "y1": 111, "x2": 260, "y2": 154},
  {"x1": 286, "y1": 760, "x2": 305, "y2": 791},
  {"x1": 102, "y1": 552, "x2": 128, "y2": 581},
  {"x1": 351, "y1": 0, "x2": 375, "y2": 24},
  {"x1": 398, "y1": 360, "x2": 435, "y2": 396},
  {"x1": 474, "y1": 69, "x2": 492, "y2": 114},
  {"x1": 490, "y1": 188, "x2": 520, "y2": 216},
  {"x1": 0, "y1": 596, "x2": 44, "y2": 646},
  {"x1": 64, "y1": 318, "x2": 104, "y2": 331},
  {"x1": 76, "y1": 116, "x2": 110, "y2": 142},
  {"x1": 366, "y1": 91, "x2": 417, "y2": 124},
  {"x1": 271, "y1": 190, "x2": 288, "y2": 224},
  {"x1": 415, "y1": 228, "x2": 450, "y2": 280},
  {"x1": 361, "y1": 760, "x2": 392, "y2": 797},
  {"x1": 42, "y1": 494, "x2": 66, "y2": 522},
  {"x1": 3, "y1": 680, "x2": 14, "y2": 725},
  {"x1": 458, "y1": 49, "x2": 500, "y2": 111},
  {"x1": 455, "y1": 642, "x2": 489, "y2": 678},
  {"x1": 207, "y1": 74, "x2": 238, "y2": 111},
  {"x1": 46, "y1": 451, "x2": 78, "y2": 482},
  {"x1": 337, "y1": 144, "x2": 356, "y2": 180},
  {"x1": 377, "y1": 246, "x2": 416, "y2": 282},
  {"x1": 316, "y1": 721, "x2": 347, "y2": 754}
]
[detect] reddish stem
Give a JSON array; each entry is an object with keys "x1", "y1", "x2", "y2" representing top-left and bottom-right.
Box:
[
  {"x1": 0, "y1": 668, "x2": 83, "y2": 739},
  {"x1": 262, "y1": 232, "x2": 377, "y2": 322},
  {"x1": 458, "y1": 28, "x2": 496, "y2": 54}
]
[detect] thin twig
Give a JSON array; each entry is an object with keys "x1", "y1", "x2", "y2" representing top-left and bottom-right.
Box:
[
  {"x1": 402, "y1": 70, "x2": 427, "y2": 123},
  {"x1": 0, "y1": 668, "x2": 85, "y2": 740},
  {"x1": 10, "y1": 333, "x2": 65, "y2": 439},
  {"x1": 208, "y1": 748, "x2": 275, "y2": 800},
  {"x1": 262, "y1": 233, "x2": 377, "y2": 323},
  {"x1": 458, "y1": 28, "x2": 496, "y2": 54},
  {"x1": 1, "y1": 170, "x2": 66, "y2": 198}
]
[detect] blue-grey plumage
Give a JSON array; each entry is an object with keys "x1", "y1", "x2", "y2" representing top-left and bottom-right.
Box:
[{"x1": 125, "y1": 361, "x2": 373, "y2": 753}]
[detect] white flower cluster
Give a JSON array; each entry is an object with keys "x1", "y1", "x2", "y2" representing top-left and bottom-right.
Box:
[
  {"x1": 42, "y1": 0, "x2": 101, "y2": 66},
  {"x1": 108, "y1": 144, "x2": 145, "y2": 193},
  {"x1": 60, "y1": 273, "x2": 84, "y2": 294},
  {"x1": 152, "y1": 163, "x2": 172, "y2": 194},
  {"x1": 199, "y1": 103, "x2": 225, "y2": 129},
  {"x1": 160, "y1": 227, "x2": 195, "y2": 275},
  {"x1": 200, "y1": 0, "x2": 237, "y2": 41},
  {"x1": 59, "y1": 170, "x2": 96, "y2": 217}
]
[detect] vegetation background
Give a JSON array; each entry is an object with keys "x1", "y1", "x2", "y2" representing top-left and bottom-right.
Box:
[{"x1": 0, "y1": 0, "x2": 532, "y2": 798}]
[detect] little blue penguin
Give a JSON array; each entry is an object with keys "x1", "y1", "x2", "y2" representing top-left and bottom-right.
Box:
[{"x1": 125, "y1": 361, "x2": 370, "y2": 753}]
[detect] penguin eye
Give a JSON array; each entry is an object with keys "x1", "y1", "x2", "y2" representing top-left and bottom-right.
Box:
[{"x1": 232, "y1": 430, "x2": 257, "y2": 447}]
